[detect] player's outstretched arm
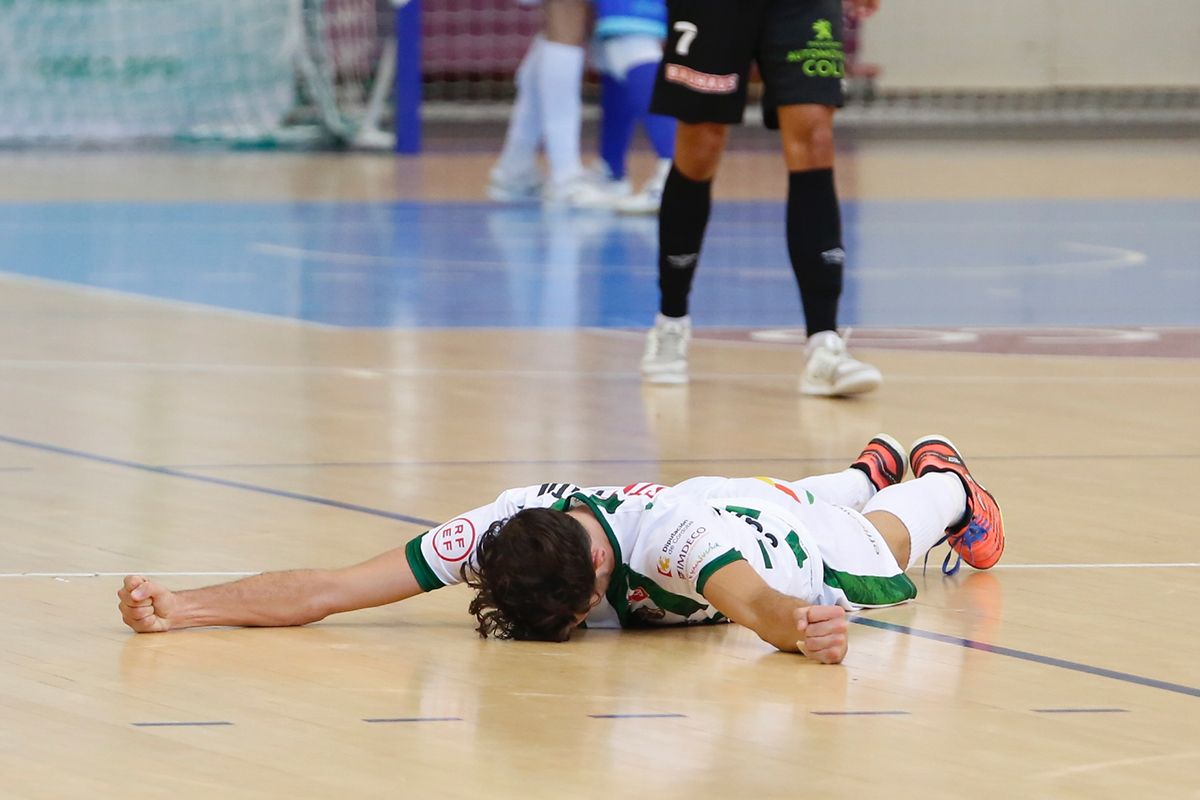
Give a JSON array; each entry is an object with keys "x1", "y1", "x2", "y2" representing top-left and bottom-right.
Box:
[
  {"x1": 118, "y1": 545, "x2": 425, "y2": 633},
  {"x1": 700, "y1": 560, "x2": 848, "y2": 664}
]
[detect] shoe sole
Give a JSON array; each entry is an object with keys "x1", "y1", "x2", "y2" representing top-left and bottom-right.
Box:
[
  {"x1": 486, "y1": 186, "x2": 540, "y2": 204},
  {"x1": 801, "y1": 371, "x2": 882, "y2": 397},
  {"x1": 642, "y1": 370, "x2": 688, "y2": 385}
]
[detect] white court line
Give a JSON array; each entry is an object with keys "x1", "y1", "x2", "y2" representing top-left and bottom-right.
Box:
[
  {"x1": 0, "y1": 271, "x2": 342, "y2": 330},
  {"x1": 4, "y1": 563, "x2": 1199, "y2": 579},
  {"x1": 0, "y1": 359, "x2": 1198, "y2": 384},
  {"x1": 0, "y1": 571, "x2": 259, "y2": 578}
]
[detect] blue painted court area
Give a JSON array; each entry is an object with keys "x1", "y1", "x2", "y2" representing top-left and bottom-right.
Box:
[{"x1": 0, "y1": 199, "x2": 1196, "y2": 328}]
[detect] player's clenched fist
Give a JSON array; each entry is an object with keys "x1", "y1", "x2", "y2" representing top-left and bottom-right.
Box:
[
  {"x1": 793, "y1": 604, "x2": 848, "y2": 664},
  {"x1": 117, "y1": 575, "x2": 177, "y2": 633}
]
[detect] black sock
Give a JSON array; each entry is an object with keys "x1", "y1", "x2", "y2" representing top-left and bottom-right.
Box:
[
  {"x1": 787, "y1": 168, "x2": 843, "y2": 336},
  {"x1": 658, "y1": 165, "x2": 712, "y2": 318}
]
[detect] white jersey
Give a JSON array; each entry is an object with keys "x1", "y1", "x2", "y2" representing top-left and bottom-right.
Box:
[{"x1": 404, "y1": 477, "x2": 916, "y2": 630}]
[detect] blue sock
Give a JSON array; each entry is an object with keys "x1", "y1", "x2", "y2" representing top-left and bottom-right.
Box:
[
  {"x1": 600, "y1": 74, "x2": 637, "y2": 180},
  {"x1": 625, "y1": 62, "x2": 675, "y2": 160}
]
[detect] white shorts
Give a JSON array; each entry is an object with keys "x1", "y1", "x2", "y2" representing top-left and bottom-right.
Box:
[{"x1": 664, "y1": 476, "x2": 917, "y2": 609}]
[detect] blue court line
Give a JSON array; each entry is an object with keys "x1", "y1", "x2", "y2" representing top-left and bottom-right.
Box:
[
  {"x1": 811, "y1": 711, "x2": 911, "y2": 716},
  {"x1": 160, "y1": 456, "x2": 867, "y2": 470},
  {"x1": 1032, "y1": 708, "x2": 1130, "y2": 714},
  {"x1": 589, "y1": 713, "x2": 687, "y2": 719},
  {"x1": 852, "y1": 617, "x2": 1200, "y2": 699},
  {"x1": 0, "y1": 433, "x2": 437, "y2": 528},
  {"x1": 363, "y1": 717, "x2": 462, "y2": 723},
  {"x1": 132, "y1": 721, "x2": 233, "y2": 727}
]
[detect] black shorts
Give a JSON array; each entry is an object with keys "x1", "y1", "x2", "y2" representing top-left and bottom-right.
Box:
[{"x1": 650, "y1": 0, "x2": 846, "y2": 129}]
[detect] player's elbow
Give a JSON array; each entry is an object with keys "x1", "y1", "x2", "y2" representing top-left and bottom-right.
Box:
[{"x1": 291, "y1": 569, "x2": 340, "y2": 625}]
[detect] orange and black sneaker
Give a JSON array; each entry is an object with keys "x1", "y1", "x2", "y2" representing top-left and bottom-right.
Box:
[
  {"x1": 910, "y1": 435, "x2": 1005, "y2": 575},
  {"x1": 850, "y1": 434, "x2": 907, "y2": 492}
]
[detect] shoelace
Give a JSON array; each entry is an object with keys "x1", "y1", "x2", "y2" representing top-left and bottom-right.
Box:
[{"x1": 920, "y1": 536, "x2": 963, "y2": 576}]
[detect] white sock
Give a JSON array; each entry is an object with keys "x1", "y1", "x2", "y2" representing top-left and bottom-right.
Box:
[
  {"x1": 862, "y1": 473, "x2": 967, "y2": 568},
  {"x1": 494, "y1": 36, "x2": 544, "y2": 180},
  {"x1": 787, "y1": 468, "x2": 874, "y2": 512},
  {"x1": 537, "y1": 40, "x2": 585, "y2": 186}
]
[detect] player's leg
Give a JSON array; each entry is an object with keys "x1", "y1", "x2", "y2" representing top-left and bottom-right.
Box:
[
  {"x1": 489, "y1": 32, "x2": 546, "y2": 202},
  {"x1": 758, "y1": 0, "x2": 881, "y2": 396},
  {"x1": 596, "y1": 34, "x2": 677, "y2": 214},
  {"x1": 789, "y1": 433, "x2": 907, "y2": 510},
  {"x1": 862, "y1": 436, "x2": 1005, "y2": 575},
  {"x1": 538, "y1": 0, "x2": 595, "y2": 203},
  {"x1": 641, "y1": 0, "x2": 766, "y2": 383}
]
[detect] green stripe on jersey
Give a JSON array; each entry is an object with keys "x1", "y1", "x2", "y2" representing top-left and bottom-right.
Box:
[
  {"x1": 821, "y1": 566, "x2": 917, "y2": 606},
  {"x1": 695, "y1": 548, "x2": 745, "y2": 595},
  {"x1": 405, "y1": 533, "x2": 446, "y2": 592},
  {"x1": 627, "y1": 570, "x2": 709, "y2": 618},
  {"x1": 756, "y1": 539, "x2": 773, "y2": 569},
  {"x1": 785, "y1": 530, "x2": 807, "y2": 568}
]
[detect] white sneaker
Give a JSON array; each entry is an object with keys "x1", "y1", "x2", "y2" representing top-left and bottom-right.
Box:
[
  {"x1": 618, "y1": 158, "x2": 671, "y2": 215},
  {"x1": 641, "y1": 313, "x2": 691, "y2": 384},
  {"x1": 544, "y1": 170, "x2": 628, "y2": 209},
  {"x1": 487, "y1": 167, "x2": 542, "y2": 203},
  {"x1": 801, "y1": 330, "x2": 882, "y2": 396},
  {"x1": 587, "y1": 161, "x2": 633, "y2": 200}
]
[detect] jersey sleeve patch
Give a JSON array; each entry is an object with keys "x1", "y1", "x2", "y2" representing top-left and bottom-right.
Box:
[{"x1": 430, "y1": 517, "x2": 476, "y2": 563}]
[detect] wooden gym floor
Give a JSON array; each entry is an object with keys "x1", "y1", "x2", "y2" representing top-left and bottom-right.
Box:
[{"x1": 0, "y1": 134, "x2": 1198, "y2": 799}]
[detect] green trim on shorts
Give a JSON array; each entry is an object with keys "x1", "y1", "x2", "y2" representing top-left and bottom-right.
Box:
[
  {"x1": 822, "y1": 566, "x2": 917, "y2": 607},
  {"x1": 696, "y1": 548, "x2": 746, "y2": 595},
  {"x1": 405, "y1": 533, "x2": 446, "y2": 593}
]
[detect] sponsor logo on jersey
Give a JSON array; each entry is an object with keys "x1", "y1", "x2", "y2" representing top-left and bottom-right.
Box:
[
  {"x1": 674, "y1": 526, "x2": 711, "y2": 578},
  {"x1": 682, "y1": 542, "x2": 722, "y2": 580},
  {"x1": 629, "y1": 586, "x2": 650, "y2": 603},
  {"x1": 664, "y1": 64, "x2": 738, "y2": 94},
  {"x1": 812, "y1": 19, "x2": 834, "y2": 40},
  {"x1": 657, "y1": 556, "x2": 672, "y2": 577},
  {"x1": 431, "y1": 517, "x2": 476, "y2": 562}
]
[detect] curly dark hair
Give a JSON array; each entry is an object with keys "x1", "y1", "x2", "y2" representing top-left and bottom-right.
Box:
[{"x1": 463, "y1": 507, "x2": 597, "y2": 642}]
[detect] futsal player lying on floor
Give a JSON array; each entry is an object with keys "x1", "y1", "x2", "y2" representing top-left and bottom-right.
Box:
[{"x1": 118, "y1": 435, "x2": 1004, "y2": 665}]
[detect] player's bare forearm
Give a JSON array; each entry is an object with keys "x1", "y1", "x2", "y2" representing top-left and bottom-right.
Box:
[
  {"x1": 175, "y1": 570, "x2": 338, "y2": 628},
  {"x1": 119, "y1": 544, "x2": 425, "y2": 633},
  {"x1": 700, "y1": 560, "x2": 848, "y2": 663}
]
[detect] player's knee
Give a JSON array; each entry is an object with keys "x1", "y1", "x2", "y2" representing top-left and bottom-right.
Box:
[{"x1": 675, "y1": 123, "x2": 727, "y2": 179}]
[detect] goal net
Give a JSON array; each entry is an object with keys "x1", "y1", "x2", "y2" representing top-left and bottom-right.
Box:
[{"x1": 0, "y1": 0, "x2": 396, "y2": 147}]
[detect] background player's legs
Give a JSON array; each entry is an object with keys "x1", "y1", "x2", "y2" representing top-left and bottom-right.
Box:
[
  {"x1": 489, "y1": 35, "x2": 545, "y2": 202},
  {"x1": 641, "y1": 121, "x2": 728, "y2": 383},
  {"x1": 776, "y1": 104, "x2": 881, "y2": 397},
  {"x1": 595, "y1": 33, "x2": 676, "y2": 213},
  {"x1": 538, "y1": 0, "x2": 592, "y2": 201}
]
